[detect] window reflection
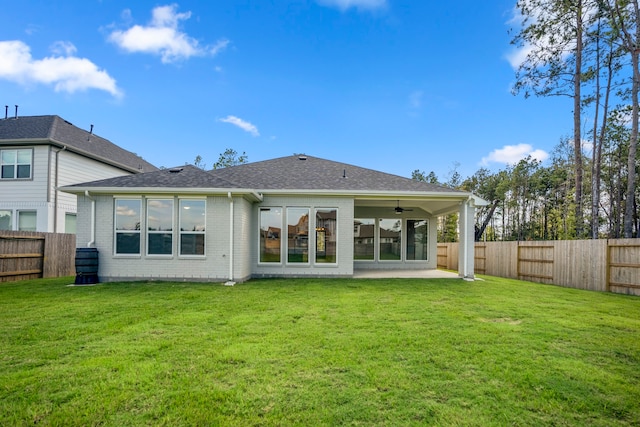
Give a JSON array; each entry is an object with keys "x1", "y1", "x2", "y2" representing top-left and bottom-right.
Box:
[
  {"x1": 354, "y1": 218, "x2": 375, "y2": 261},
  {"x1": 379, "y1": 218, "x2": 401, "y2": 261},
  {"x1": 148, "y1": 199, "x2": 173, "y2": 255},
  {"x1": 316, "y1": 209, "x2": 337, "y2": 263},
  {"x1": 260, "y1": 207, "x2": 282, "y2": 263},
  {"x1": 287, "y1": 208, "x2": 309, "y2": 263},
  {"x1": 406, "y1": 219, "x2": 428, "y2": 261},
  {"x1": 179, "y1": 199, "x2": 205, "y2": 255}
]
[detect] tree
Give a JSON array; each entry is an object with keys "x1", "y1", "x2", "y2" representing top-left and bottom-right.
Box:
[
  {"x1": 511, "y1": 0, "x2": 600, "y2": 237},
  {"x1": 411, "y1": 170, "x2": 439, "y2": 184},
  {"x1": 607, "y1": 0, "x2": 640, "y2": 237},
  {"x1": 462, "y1": 168, "x2": 508, "y2": 241},
  {"x1": 212, "y1": 148, "x2": 248, "y2": 169},
  {"x1": 193, "y1": 155, "x2": 207, "y2": 170}
]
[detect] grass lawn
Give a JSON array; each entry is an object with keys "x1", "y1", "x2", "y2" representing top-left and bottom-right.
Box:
[{"x1": 1, "y1": 276, "x2": 639, "y2": 426}]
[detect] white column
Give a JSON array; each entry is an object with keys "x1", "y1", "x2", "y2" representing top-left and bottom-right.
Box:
[{"x1": 458, "y1": 199, "x2": 475, "y2": 280}]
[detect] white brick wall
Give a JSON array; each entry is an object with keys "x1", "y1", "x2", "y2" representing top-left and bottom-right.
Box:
[{"x1": 76, "y1": 193, "x2": 357, "y2": 282}]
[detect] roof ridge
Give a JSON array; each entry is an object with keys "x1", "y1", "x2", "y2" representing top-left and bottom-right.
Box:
[{"x1": 48, "y1": 115, "x2": 61, "y2": 140}]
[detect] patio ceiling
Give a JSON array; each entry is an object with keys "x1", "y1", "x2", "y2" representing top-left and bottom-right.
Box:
[{"x1": 354, "y1": 196, "x2": 466, "y2": 217}]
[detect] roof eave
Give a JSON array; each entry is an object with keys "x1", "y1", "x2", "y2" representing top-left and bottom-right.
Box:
[
  {"x1": 259, "y1": 189, "x2": 473, "y2": 199},
  {"x1": 60, "y1": 186, "x2": 264, "y2": 201}
]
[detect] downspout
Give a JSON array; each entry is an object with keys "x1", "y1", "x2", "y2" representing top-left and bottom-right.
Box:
[
  {"x1": 85, "y1": 191, "x2": 95, "y2": 248},
  {"x1": 226, "y1": 192, "x2": 235, "y2": 285},
  {"x1": 53, "y1": 146, "x2": 67, "y2": 232}
]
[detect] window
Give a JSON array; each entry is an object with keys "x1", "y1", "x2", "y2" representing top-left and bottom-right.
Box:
[
  {"x1": 406, "y1": 219, "x2": 428, "y2": 261},
  {"x1": 354, "y1": 218, "x2": 375, "y2": 260},
  {"x1": 179, "y1": 199, "x2": 205, "y2": 256},
  {"x1": 148, "y1": 199, "x2": 173, "y2": 255},
  {"x1": 287, "y1": 208, "x2": 309, "y2": 263},
  {"x1": 65, "y1": 213, "x2": 77, "y2": 234},
  {"x1": 316, "y1": 208, "x2": 337, "y2": 263},
  {"x1": 115, "y1": 199, "x2": 141, "y2": 255},
  {"x1": 259, "y1": 207, "x2": 282, "y2": 263},
  {"x1": 1, "y1": 149, "x2": 32, "y2": 179},
  {"x1": 379, "y1": 218, "x2": 402, "y2": 261},
  {"x1": 0, "y1": 210, "x2": 11, "y2": 230},
  {"x1": 18, "y1": 211, "x2": 37, "y2": 231}
]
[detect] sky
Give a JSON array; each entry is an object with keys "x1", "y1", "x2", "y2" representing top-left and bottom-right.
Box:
[{"x1": 0, "y1": 0, "x2": 573, "y2": 182}]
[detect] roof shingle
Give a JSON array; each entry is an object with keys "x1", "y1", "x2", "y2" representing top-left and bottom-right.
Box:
[
  {"x1": 208, "y1": 155, "x2": 461, "y2": 193},
  {"x1": 0, "y1": 115, "x2": 157, "y2": 173}
]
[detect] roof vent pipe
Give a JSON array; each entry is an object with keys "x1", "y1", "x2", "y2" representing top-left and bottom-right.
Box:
[
  {"x1": 343, "y1": 169, "x2": 346, "y2": 178},
  {"x1": 88, "y1": 124, "x2": 94, "y2": 141},
  {"x1": 4, "y1": 105, "x2": 7, "y2": 119},
  {"x1": 14, "y1": 105, "x2": 18, "y2": 119}
]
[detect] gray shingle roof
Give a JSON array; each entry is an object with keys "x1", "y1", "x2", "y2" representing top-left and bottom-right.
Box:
[
  {"x1": 63, "y1": 155, "x2": 465, "y2": 195},
  {"x1": 64, "y1": 165, "x2": 236, "y2": 189},
  {"x1": 0, "y1": 115, "x2": 157, "y2": 173},
  {"x1": 208, "y1": 155, "x2": 461, "y2": 193}
]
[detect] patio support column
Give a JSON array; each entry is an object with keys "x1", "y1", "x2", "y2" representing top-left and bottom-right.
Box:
[{"x1": 458, "y1": 198, "x2": 475, "y2": 280}]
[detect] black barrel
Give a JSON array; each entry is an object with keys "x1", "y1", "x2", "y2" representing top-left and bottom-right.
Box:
[{"x1": 75, "y1": 248, "x2": 99, "y2": 284}]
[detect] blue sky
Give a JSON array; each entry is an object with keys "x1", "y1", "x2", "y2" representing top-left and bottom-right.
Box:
[{"x1": 0, "y1": 0, "x2": 571, "y2": 181}]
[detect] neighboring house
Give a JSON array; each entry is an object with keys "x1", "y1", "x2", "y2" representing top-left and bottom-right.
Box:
[
  {"x1": 0, "y1": 115, "x2": 157, "y2": 233},
  {"x1": 61, "y1": 155, "x2": 486, "y2": 282}
]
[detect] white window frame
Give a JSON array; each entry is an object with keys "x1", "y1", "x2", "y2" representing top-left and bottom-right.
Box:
[
  {"x1": 114, "y1": 198, "x2": 142, "y2": 256},
  {"x1": 1, "y1": 148, "x2": 32, "y2": 180},
  {"x1": 405, "y1": 218, "x2": 429, "y2": 262},
  {"x1": 314, "y1": 208, "x2": 338, "y2": 266},
  {"x1": 286, "y1": 207, "x2": 310, "y2": 265},
  {"x1": 354, "y1": 218, "x2": 376, "y2": 262},
  {"x1": 378, "y1": 218, "x2": 403, "y2": 262},
  {"x1": 147, "y1": 198, "x2": 174, "y2": 257},
  {"x1": 17, "y1": 210, "x2": 37, "y2": 231},
  {"x1": 258, "y1": 207, "x2": 283, "y2": 264},
  {"x1": 178, "y1": 198, "x2": 206, "y2": 257},
  {"x1": 65, "y1": 213, "x2": 77, "y2": 234}
]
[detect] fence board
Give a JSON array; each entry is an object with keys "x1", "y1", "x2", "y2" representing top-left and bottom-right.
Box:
[
  {"x1": 607, "y1": 240, "x2": 640, "y2": 296},
  {"x1": 0, "y1": 231, "x2": 75, "y2": 282},
  {"x1": 439, "y1": 239, "x2": 640, "y2": 295}
]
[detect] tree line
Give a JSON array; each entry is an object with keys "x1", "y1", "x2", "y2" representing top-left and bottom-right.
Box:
[{"x1": 418, "y1": 0, "x2": 638, "y2": 241}]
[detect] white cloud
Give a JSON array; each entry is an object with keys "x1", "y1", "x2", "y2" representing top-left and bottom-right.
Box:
[
  {"x1": 218, "y1": 115, "x2": 260, "y2": 137},
  {"x1": 50, "y1": 41, "x2": 77, "y2": 56},
  {"x1": 316, "y1": 0, "x2": 387, "y2": 11},
  {"x1": 481, "y1": 143, "x2": 549, "y2": 166},
  {"x1": 0, "y1": 40, "x2": 122, "y2": 97},
  {"x1": 108, "y1": 4, "x2": 229, "y2": 64}
]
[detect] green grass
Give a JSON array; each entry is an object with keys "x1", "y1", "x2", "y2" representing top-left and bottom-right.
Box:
[{"x1": 1, "y1": 276, "x2": 639, "y2": 426}]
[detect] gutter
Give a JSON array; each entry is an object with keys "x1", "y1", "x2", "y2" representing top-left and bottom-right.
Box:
[{"x1": 84, "y1": 191, "x2": 95, "y2": 248}]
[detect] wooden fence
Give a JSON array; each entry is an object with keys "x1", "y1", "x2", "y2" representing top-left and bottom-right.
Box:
[
  {"x1": 438, "y1": 239, "x2": 640, "y2": 296},
  {"x1": 0, "y1": 231, "x2": 76, "y2": 282}
]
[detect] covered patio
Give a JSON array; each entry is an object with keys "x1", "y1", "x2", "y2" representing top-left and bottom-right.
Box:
[{"x1": 353, "y1": 195, "x2": 486, "y2": 279}]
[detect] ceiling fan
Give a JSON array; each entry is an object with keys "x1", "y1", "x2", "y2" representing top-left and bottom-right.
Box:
[{"x1": 394, "y1": 200, "x2": 413, "y2": 214}]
